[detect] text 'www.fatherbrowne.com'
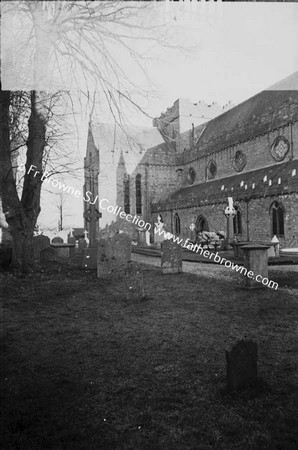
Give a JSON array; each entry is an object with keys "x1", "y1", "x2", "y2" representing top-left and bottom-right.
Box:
[{"x1": 154, "y1": 226, "x2": 278, "y2": 290}]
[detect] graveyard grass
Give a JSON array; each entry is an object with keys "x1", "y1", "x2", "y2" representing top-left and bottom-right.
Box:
[{"x1": 1, "y1": 263, "x2": 298, "y2": 449}]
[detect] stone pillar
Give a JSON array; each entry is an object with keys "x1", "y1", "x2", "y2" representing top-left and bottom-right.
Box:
[
  {"x1": 241, "y1": 244, "x2": 270, "y2": 289},
  {"x1": 161, "y1": 240, "x2": 182, "y2": 274}
]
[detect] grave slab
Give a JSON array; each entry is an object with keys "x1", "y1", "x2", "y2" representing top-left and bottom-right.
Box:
[
  {"x1": 161, "y1": 240, "x2": 182, "y2": 274},
  {"x1": 226, "y1": 340, "x2": 258, "y2": 391}
]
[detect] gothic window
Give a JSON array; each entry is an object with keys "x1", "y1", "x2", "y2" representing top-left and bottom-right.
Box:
[
  {"x1": 206, "y1": 160, "x2": 217, "y2": 179},
  {"x1": 232, "y1": 150, "x2": 246, "y2": 172},
  {"x1": 233, "y1": 205, "x2": 242, "y2": 235},
  {"x1": 196, "y1": 215, "x2": 209, "y2": 233},
  {"x1": 135, "y1": 174, "x2": 142, "y2": 215},
  {"x1": 174, "y1": 213, "x2": 181, "y2": 235},
  {"x1": 123, "y1": 174, "x2": 130, "y2": 214},
  {"x1": 270, "y1": 201, "x2": 285, "y2": 236},
  {"x1": 187, "y1": 167, "x2": 196, "y2": 185}
]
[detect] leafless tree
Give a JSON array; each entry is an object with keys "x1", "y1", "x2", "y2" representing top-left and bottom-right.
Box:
[{"x1": 0, "y1": 0, "x2": 177, "y2": 273}]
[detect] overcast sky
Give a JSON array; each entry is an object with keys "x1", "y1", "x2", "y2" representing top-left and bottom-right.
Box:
[{"x1": 29, "y1": 1, "x2": 298, "y2": 230}]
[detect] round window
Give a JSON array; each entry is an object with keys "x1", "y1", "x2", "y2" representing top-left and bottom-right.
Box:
[
  {"x1": 232, "y1": 150, "x2": 246, "y2": 172},
  {"x1": 271, "y1": 136, "x2": 289, "y2": 161},
  {"x1": 187, "y1": 167, "x2": 196, "y2": 185},
  {"x1": 206, "y1": 160, "x2": 217, "y2": 179}
]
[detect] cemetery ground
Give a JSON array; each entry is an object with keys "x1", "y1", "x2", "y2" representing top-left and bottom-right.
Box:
[{"x1": 1, "y1": 261, "x2": 298, "y2": 449}]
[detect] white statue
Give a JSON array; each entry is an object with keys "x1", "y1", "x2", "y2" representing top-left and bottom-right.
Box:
[{"x1": 154, "y1": 214, "x2": 165, "y2": 246}]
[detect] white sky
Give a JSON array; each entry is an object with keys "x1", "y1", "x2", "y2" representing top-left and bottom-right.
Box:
[{"x1": 10, "y1": 1, "x2": 298, "y2": 230}]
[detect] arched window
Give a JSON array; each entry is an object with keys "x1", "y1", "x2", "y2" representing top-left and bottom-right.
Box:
[
  {"x1": 174, "y1": 213, "x2": 181, "y2": 235},
  {"x1": 196, "y1": 215, "x2": 209, "y2": 233},
  {"x1": 233, "y1": 205, "x2": 242, "y2": 235},
  {"x1": 135, "y1": 174, "x2": 142, "y2": 215},
  {"x1": 123, "y1": 174, "x2": 130, "y2": 214},
  {"x1": 271, "y1": 201, "x2": 285, "y2": 236}
]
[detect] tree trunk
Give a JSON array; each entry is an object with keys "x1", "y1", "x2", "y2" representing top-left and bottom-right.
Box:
[{"x1": 0, "y1": 88, "x2": 47, "y2": 274}]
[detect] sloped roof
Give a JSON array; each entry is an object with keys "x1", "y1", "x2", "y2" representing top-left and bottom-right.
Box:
[
  {"x1": 187, "y1": 72, "x2": 298, "y2": 158},
  {"x1": 152, "y1": 160, "x2": 298, "y2": 211}
]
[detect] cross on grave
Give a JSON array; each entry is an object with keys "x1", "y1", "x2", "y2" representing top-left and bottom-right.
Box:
[{"x1": 84, "y1": 207, "x2": 102, "y2": 223}]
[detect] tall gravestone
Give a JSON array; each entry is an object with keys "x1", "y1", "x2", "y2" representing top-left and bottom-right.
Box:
[
  {"x1": 161, "y1": 239, "x2": 182, "y2": 274},
  {"x1": 124, "y1": 262, "x2": 145, "y2": 301},
  {"x1": 226, "y1": 340, "x2": 258, "y2": 391},
  {"x1": 241, "y1": 244, "x2": 270, "y2": 289},
  {"x1": 97, "y1": 233, "x2": 131, "y2": 278}
]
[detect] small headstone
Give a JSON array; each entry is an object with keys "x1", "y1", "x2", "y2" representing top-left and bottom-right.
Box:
[
  {"x1": 226, "y1": 340, "x2": 258, "y2": 391},
  {"x1": 52, "y1": 236, "x2": 63, "y2": 244},
  {"x1": 33, "y1": 235, "x2": 51, "y2": 260},
  {"x1": 97, "y1": 233, "x2": 131, "y2": 278},
  {"x1": 161, "y1": 239, "x2": 182, "y2": 274},
  {"x1": 124, "y1": 263, "x2": 145, "y2": 301},
  {"x1": 137, "y1": 229, "x2": 147, "y2": 246},
  {"x1": 40, "y1": 247, "x2": 57, "y2": 264}
]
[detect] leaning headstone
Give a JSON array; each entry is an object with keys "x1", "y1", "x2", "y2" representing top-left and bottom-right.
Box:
[
  {"x1": 97, "y1": 233, "x2": 131, "y2": 278},
  {"x1": 226, "y1": 340, "x2": 258, "y2": 391},
  {"x1": 52, "y1": 236, "x2": 63, "y2": 244},
  {"x1": 161, "y1": 239, "x2": 182, "y2": 274},
  {"x1": 33, "y1": 235, "x2": 51, "y2": 260},
  {"x1": 124, "y1": 262, "x2": 145, "y2": 301}
]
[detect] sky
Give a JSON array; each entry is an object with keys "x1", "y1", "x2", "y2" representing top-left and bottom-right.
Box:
[{"x1": 3, "y1": 1, "x2": 298, "y2": 231}]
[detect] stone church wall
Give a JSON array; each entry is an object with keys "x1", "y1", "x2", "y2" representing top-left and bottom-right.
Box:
[
  {"x1": 178, "y1": 122, "x2": 297, "y2": 188},
  {"x1": 152, "y1": 193, "x2": 298, "y2": 249}
]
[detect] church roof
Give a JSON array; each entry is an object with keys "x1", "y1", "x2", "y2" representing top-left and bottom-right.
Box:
[
  {"x1": 152, "y1": 160, "x2": 298, "y2": 211},
  {"x1": 187, "y1": 72, "x2": 298, "y2": 158}
]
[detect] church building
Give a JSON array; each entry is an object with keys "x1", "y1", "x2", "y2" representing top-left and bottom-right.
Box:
[{"x1": 85, "y1": 72, "x2": 298, "y2": 249}]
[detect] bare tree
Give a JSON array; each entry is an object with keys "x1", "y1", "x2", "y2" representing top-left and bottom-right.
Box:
[{"x1": 0, "y1": 0, "x2": 176, "y2": 273}]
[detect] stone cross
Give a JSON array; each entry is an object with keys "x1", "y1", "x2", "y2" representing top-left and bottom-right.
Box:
[{"x1": 83, "y1": 206, "x2": 102, "y2": 248}]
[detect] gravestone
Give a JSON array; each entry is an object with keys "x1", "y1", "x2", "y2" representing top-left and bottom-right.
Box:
[
  {"x1": 40, "y1": 247, "x2": 57, "y2": 264},
  {"x1": 241, "y1": 244, "x2": 270, "y2": 289},
  {"x1": 33, "y1": 235, "x2": 51, "y2": 260},
  {"x1": 137, "y1": 229, "x2": 147, "y2": 246},
  {"x1": 52, "y1": 236, "x2": 63, "y2": 244},
  {"x1": 226, "y1": 340, "x2": 258, "y2": 391},
  {"x1": 124, "y1": 262, "x2": 145, "y2": 301},
  {"x1": 161, "y1": 239, "x2": 182, "y2": 274},
  {"x1": 97, "y1": 233, "x2": 131, "y2": 278}
]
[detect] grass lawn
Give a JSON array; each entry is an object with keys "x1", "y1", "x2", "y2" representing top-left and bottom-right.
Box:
[{"x1": 1, "y1": 263, "x2": 298, "y2": 449}]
